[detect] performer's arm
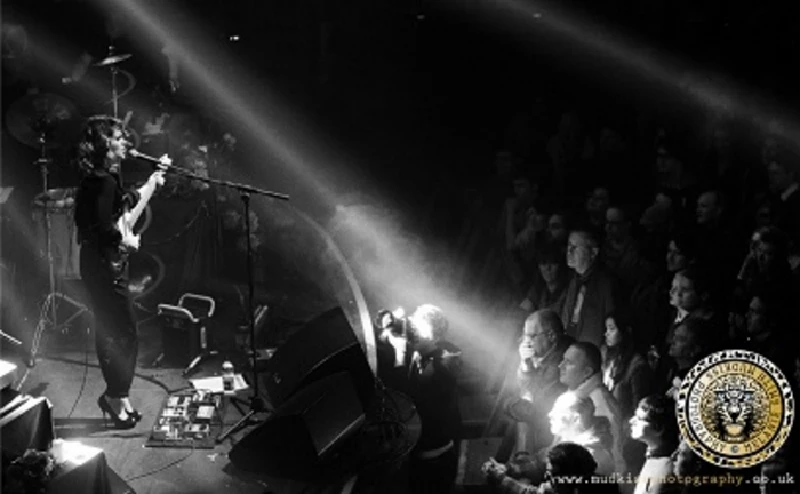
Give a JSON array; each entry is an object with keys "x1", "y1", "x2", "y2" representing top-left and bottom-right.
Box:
[{"x1": 134, "y1": 177, "x2": 159, "y2": 202}]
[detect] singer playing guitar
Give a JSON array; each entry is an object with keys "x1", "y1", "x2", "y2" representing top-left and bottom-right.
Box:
[{"x1": 75, "y1": 119, "x2": 169, "y2": 429}]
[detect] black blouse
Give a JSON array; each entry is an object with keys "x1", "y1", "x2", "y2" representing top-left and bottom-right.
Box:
[{"x1": 75, "y1": 170, "x2": 139, "y2": 249}]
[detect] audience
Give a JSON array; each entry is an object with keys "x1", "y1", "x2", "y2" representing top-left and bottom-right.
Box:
[
  {"x1": 520, "y1": 242, "x2": 571, "y2": 313},
  {"x1": 559, "y1": 342, "x2": 624, "y2": 471},
  {"x1": 662, "y1": 318, "x2": 712, "y2": 401},
  {"x1": 601, "y1": 206, "x2": 651, "y2": 298},
  {"x1": 485, "y1": 442, "x2": 620, "y2": 494},
  {"x1": 509, "y1": 310, "x2": 574, "y2": 456},
  {"x1": 600, "y1": 314, "x2": 651, "y2": 422},
  {"x1": 629, "y1": 396, "x2": 680, "y2": 494},
  {"x1": 548, "y1": 393, "x2": 615, "y2": 475},
  {"x1": 560, "y1": 230, "x2": 618, "y2": 347},
  {"x1": 413, "y1": 71, "x2": 800, "y2": 494}
]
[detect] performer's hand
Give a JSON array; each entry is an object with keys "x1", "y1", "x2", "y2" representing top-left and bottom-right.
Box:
[
  {"x1": 482, "y1": 458, "x2": 507, "y2": 485},
  {"x1": 149, "y1": 170, "x2": 167, "y2": 188},
  {"x1": 121, "y1": 234, "x2": 140, "y2": 251},
  {"x1": 157, "y1": 154, "x2": 172, "y2": 170},
  {"x1": 519, "y1": 342, "x2": 535, "y2": 362}
]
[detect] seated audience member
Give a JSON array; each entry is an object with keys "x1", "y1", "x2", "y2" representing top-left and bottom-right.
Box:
[
  {"x1": 742, "y1": 227, "x2": 793, "y2": 292},
  {"x1": 485, "y1": 392, "x2": 616, "y2": 490},
  {"x1": 548, "y1": 393, "x2": 615, "y2": 475},
  {"x1": 513, "y1": 205, "x2": 550, "y2": 284},
  {"x1": 601, "y1": 313, "x2": 652, "y2": 421},
  {"x1": 653, "y1": 132, "x2": 699, "y2": 210},
  {"x1": 544, "y1": 442, "x2": 620, "y2": 494},
  {"x1": 767, "y1": 149, "x2": 800, "y2": 246},
  {"x1": 559, "y1": 342, "x2": 624, "y2": 471},
  {"x1": 662, "y1": 318, "x2": 712, "y2": 401},
  {"x1": 487, "y1": 310, "x2": 573, "y2": 460},
  {"x1": 601, "y1": 313, "x2": 652, "y2": 477},
  {"x1": 638, "y1": 192, "x2": 676, "y2": 267},
  {"x1": 630, "y1": 231, "x2": 698, "y2": 352},
  {"x1": 732, "y1": 227, "x2": 795, "y2": 337},
  {"x1": 693, "y1": 189, "x2": 739, "y2": 285},
  {"x1": 601, "y1": 205, "x2": 652, "y2": 298},
  {"x1": 520, "y1": 242, "x2": 571, "y2": 313},
  {"x1": 560, "y1": 229, "x2": 618, "y2": 347},
  {"x1": 545, "y1": 212, "x2": 571, "y2": 246},
  {"x1": 484, "y1": 442, "x2": 620, "y2": 494},
  {"x1": 505, "y1": 174, "x2": 541, "y2": 291},
  {"x1": 629, "y1": 396, "x2": 680, "y2": 494},
  {"x1": 664, "y1": 268, "x2": 726, "y2": 350},
  {"x1": 585, "y1": 186, "x2": 612, "y2": 241},
  {"x1": 733, "y1": 289, "x2": 793, "y2": 374}
]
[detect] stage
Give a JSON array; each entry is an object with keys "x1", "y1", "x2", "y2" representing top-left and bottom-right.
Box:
[{"x1": 8, "y1": 318, "x2": 413, "y2": 494}]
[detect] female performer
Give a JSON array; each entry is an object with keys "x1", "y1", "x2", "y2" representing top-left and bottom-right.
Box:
[{"x1": 75, "y1": 118, "x2": 168, "y2": 429}]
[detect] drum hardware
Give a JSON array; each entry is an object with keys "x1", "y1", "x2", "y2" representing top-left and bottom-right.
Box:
[
  {"x1": 93, "y1": 53, "x2": 132, "y2": 67},
  {"x1": 8, "y1": 101, "x2": 91, "y2": 368},
  {"x1": 5, "y1": 91, "x2": 79, "y2": 150},
  {"x1": 94, "y1": 46, "x2": 135, "y2": 181},
  {"x1": 96, "y1": 46, "x2": 133, "y2": 121}
]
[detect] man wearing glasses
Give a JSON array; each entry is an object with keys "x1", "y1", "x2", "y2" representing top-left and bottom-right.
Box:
[{"x1": 507, "y1": 309, "x2": 574, "y2": 456}]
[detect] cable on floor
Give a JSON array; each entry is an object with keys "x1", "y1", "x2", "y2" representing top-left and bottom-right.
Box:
[
  {"x1": 65, "y1": 326, "x2": 91, "y2": 419},
  {"x1": 123, "y1": 442, "x2": 196, "y2": 483}
]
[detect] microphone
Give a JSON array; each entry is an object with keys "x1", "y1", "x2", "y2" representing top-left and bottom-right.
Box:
[
  {"x1": 128, "y1": 149, "x2": 173, "y2": 170},
  {"x1": 128, "y1": 149, "x2": 162, "y2": 164}
]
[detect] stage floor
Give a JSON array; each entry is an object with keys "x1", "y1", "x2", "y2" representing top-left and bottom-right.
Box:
[
  {"x1": 8, "y1": 306, "x2": 495, "y2": 494},
  {"x1": 10, "y1": 319, "x2": 355, "y2": 494}
]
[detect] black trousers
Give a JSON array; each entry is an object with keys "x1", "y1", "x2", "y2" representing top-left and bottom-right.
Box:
[
  {"x1": 80, "y1": 245, "x2": 138, "y2": 399},
  {"x1": 408, "y1": 446, "x2": 458, "y2": 494}
]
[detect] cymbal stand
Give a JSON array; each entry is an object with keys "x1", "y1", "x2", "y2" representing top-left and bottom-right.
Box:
[
  {"x1": 27, "y1": 128, "x2": 90, "y2": 368},
  {"x1": 107, "y1": 44, "x2": 123, "y2": 183},
  {"x1": 109, "y1": 44, "x2": 120, "y2": 120}
]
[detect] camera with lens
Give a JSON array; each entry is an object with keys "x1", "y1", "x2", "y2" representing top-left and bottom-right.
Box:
[
  {"x1": 375, "y1": 307, "x2": 411, "y2": 341},
  {"x1": 374, "y1": 304, "x2": 449, "y2": 346}
]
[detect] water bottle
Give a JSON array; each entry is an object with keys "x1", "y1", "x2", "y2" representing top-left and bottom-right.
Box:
[{"x1": 222, "y1": 361, "x2": 234, "y2": 394}]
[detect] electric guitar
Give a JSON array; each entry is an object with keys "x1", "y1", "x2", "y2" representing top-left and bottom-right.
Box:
[
  {"x1": 118, "y1": 174, "x2": 163, "y2": 253},
  {"x1": 110, "y1": 171, "x2": 165, "y2": 280}
]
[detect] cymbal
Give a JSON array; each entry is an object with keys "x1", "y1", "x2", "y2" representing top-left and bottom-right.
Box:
[
  {"x1": 33, "y1": 188, "x2": 78, "y2": 209},
  {"x1": 93, "y1": 53, "x2": 132, "y2": 67},
  {"x1": 5, "y1": 93, "x2": 80, "y2": 149}
]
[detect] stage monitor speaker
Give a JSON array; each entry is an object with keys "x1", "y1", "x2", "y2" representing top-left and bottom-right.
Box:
[
  {"x1": 265, "y1": 307, "x2": 375, "y2": 410},
  {"x1": 229, "y1": 371, "x2": 366, "y2": 478}
]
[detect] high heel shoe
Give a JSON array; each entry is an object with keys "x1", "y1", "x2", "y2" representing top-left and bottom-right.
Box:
[
  {"x1": 97, "y1": 396, "x2": 136, "y2": 429},
  {"x1": 127, "y1": 409, "x2": 142, "y2": 422}
]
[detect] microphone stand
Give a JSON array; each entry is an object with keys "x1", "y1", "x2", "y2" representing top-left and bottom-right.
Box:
[{"x1": 129, "y1": 152, "x2": 289, "y2": 440}]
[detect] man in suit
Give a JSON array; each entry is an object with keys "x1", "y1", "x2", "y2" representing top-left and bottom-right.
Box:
[{"x1": 560, "y1": 229, "x2": 617, "y2": 347}]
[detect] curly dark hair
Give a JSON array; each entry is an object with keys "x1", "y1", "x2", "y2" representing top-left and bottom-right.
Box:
[
  {"x1": 78, "y1": 118, "x2": 118, "y2": 172},
  {"x1": 636, "y1": 395, "x2": 679, "y2": 448}
]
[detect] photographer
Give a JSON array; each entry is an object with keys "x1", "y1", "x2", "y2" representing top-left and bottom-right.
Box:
[{"x1": 376, "y1": 305, "x2": 462, "y2": 493}]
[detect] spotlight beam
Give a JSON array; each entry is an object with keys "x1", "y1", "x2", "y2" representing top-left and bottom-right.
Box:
[
  {"x1": 89, "y1": 0, "x2": 513, "y2": 375},
  {"x1": 461, "y1": 0, "x2": 800, "y2": 145}
]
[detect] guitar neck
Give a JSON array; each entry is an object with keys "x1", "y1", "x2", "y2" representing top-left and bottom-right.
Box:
[{"x1": 127, "y1": 181, "x2": 155, "y2": 226}]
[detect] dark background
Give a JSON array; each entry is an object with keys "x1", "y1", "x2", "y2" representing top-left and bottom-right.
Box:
[
  {"x1": 3, "y1": 0, "x2": 799, "y2": 309},
  {"x1": 5, "y1": 0, "x2": 798, "y2": 205}
]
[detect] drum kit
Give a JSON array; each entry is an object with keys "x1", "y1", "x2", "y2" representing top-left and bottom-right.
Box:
[{"x1": 4, "y1": 51, "x2": 136, "y2": 365}]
